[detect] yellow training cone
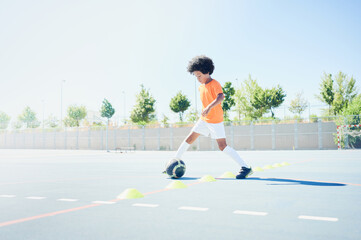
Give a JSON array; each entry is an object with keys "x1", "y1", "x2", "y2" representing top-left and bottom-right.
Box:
[
  {"x1": 166, "y1": 180, "x2": 188, "y2": 189},
  {"x1": 219, "y1": 171, "x2": 236, "y2": 178},
  {"x1": 281, "y1": 162, "x2": 290, "y2": 166},
  {"x1": 272, "y1": 163, "x2": 282, "y2": 168},
  {"x1": 253, "y1": 167, "x2": 264, "y2": 172},
  {"x1": 117, "y1": 188, "x2": 144, "y2": 199},
  {"x1": 263, "y1": 164, "x2": 274, "y2": 170},
  {"x1": 199, "y1": 175, "x2": 216, "y2": 182}
]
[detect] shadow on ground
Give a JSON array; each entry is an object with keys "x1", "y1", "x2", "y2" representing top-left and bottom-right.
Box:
[
  {"x1": 215, "y1": 177, "x2": 346, "y2": 186},
  {"x1": 167, "y1": 177, "x2": 200, "y2": 180},
  {"x1": 245, "y1": 177, "x2": 346, "y2": 186}
]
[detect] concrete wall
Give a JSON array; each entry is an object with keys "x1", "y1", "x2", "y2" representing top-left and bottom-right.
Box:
[{"x1": 0, "y1": 121, "x2": 338, "y2": 150}]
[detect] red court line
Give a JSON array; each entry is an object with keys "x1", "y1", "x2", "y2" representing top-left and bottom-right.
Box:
[
  {"x1": 0, "y1": 181, "x2": 205, "y2": 228},
  {"x1": 0, "y1": 203, "x2": 100, "y2": 227},
  {"x1": 0, "y1": 177, "x2": 107, "y2": 186},
  {"x1": 0, "y1": 176, "x2": 161, "y2": 186},
  {"x1": 143, "y1": 188, "x2": 172, "y2": 195},
  {"x1": 186, "y1": 181, "x2": 204, "y2": 187}
]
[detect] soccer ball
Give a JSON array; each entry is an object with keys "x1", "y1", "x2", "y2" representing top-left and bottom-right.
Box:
[{"x1": 165, "y1": 159, "x2": 186, "y2": 179}]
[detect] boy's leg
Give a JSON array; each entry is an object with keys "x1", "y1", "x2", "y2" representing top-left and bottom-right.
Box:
[
  {"x1": 175, "y1": 132, "x2": 200, "y2": 159},
  {"x1": 217, "y1": 138, "x2": 249, "y2": 168}
]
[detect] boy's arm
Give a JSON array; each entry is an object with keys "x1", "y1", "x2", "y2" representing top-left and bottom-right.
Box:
[{"x1": 201, "y1": 93, "x2": 225, "y2": 117}]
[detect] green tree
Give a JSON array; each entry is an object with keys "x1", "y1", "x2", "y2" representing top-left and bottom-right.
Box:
[
  {"x1": 92, "y1": 121, "x2": 104, "y2": 127},
  {"x1": 318, "y1": 72, "x2": 358, "y2": 115},
  {"x1": 100, "y1": 99, "x2": 115, "y2": 152},
  {"x1": 318, "y1": 73, "x2": 334, "y2": 115},
  {"x1": 63, "y1": 117, "x2": 77, "y2": 127},
  {"x1": 233, "y1": 75, "x2": 262, "y2": 120},
  {"x1": 130, "y1": 85, "x2": 156, "y2": 124},
  {"x1": 161, "y1": 114, "x2": 170, "y2": 127},
  {"x1": 337, "y1": 95, "x2": 361, "y2": 148},
  {"x1": 64, "y1": 105, "x2": 87, "y2": 127},
  {"x1": 249, "y1": 86, "x2": 270, "y2": 119},
  {"x1": 45, "y1": 114, "x2": 59, "y2": 128},
  {"x1": 234, "y1": 75, "x2": 286, "y2": 120},
  {"x1": 12, "y1": 121, "x2": 23, "y2": 129},
  {"x1": 169, "y1": 91, "x2": 191, "y2": 122},
  {"x1": 342, "y1": 94, "x2": 361, "y2": 125},
  {"x1": 0, "y1": 111, "x2": 11, "y2": 129},
  {"x1": 18, "y1": 106, "x2": 40, "y2": 128},
  {"x1": 186, "y1": 108, "x2": 199, "y2": 123},
  {"x1": 222, "y1": 82, "x2": 235, "y2": 121},
  {"x1": 100, "y1": 99, "x2": 115, "y2": 121},
  {"x1": 269, "y1": 86, "x2": 286, "y2": 118},
  {"x1": 332, "y1": 72, "x2": 358, "y2": 115},
  {"x1": 251, "y1": 85, "x2": 286, "y2": 118},
  {"x1": 289, "y1": 91, "x2": 308, "y2": 116}
]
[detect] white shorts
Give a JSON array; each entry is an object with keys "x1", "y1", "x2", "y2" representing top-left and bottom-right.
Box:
[{"x1": 191, "y1": 119, "x2": 226, "y2": 139}]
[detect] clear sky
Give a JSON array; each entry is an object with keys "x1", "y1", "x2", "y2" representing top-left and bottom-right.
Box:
[{"x1": 1, "y1": 0, "x2": 360, "y2": 123}]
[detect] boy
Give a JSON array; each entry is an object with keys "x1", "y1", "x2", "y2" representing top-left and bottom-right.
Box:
[{"x1": 173, "y1": 55, "x2": 252, "y2": 179}]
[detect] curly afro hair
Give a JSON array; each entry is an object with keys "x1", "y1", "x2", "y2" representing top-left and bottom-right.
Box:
[{"x1": 187, "y1": 55, "x2": 215, "y2": 75}]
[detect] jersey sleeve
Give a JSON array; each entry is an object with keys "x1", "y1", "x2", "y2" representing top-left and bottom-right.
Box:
[{"x1": 213, "y1": 80, "x2": 223, "y2": 95}]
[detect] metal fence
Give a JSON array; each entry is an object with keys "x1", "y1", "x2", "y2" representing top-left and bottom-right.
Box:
[{"x1": 1, "y1": 116, "x2": 355, "y2": 151}]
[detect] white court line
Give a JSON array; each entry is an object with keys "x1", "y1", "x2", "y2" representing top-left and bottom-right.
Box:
[
  {"x1": 298, "y1": 215, "x2": 338, "y2": 222},
  {"x1": 233, "y1": 210, "x2": 268, "y2": 216},
  {"x1": 57, "y1": 198, "x2": 79, "y2": 202},
  {"x1": 92, "y1": 201, "x2": 116, "y2": 205},
  {"x1": 0, "y1": 195, "x2": 16, "y2": 198},
  {"x1": 178, "y1": 206, "x2": 209, "y2": 211},
  {"x1": 25, "y1": 196, "x2": 46, "y2": 200},
  {"x1": 132, "y1": 203, "x2": 159, "y2": 208}
]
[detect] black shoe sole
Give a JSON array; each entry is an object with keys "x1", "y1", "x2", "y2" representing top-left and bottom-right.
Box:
[{"x1": 236, "y1": 170, "x2": 253, "y2": 179}]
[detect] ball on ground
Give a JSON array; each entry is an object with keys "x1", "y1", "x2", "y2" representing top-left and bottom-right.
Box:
[{"x1": 165, "y1": 159, "x2": 186, "y2": 179}]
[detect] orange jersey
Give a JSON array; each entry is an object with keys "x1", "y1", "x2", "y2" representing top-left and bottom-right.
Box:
[{"x1": 199, "y1": 79, "x2": 224, "y2": 123}]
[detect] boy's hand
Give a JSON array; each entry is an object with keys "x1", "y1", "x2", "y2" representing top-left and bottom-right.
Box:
[
  {"x1": 201, "y1": 93, "x2": 224, "y2": 117},
  {"x1": 201, "y1": 107, "x2": 211, "y2": 117}
]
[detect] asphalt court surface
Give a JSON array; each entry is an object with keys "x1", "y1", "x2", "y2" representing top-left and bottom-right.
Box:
[{"x1": 0, "y1": 149, "x2": 360, "y2": 240}]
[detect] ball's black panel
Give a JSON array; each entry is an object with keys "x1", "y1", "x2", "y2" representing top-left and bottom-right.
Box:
[
  {"x1": 165, "y1": 159, "x2": 186, "y2": 178},
  {"x1": 174, "y1": 166, "x2": 185, "y2": 178}
]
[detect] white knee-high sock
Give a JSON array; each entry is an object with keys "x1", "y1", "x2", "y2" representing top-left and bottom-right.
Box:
[
  {"x1": 175, "y1": 141, "x2": 190, "y2": 159},
  {"x1": 223, "y1": 146, "x2": 249, "y2": 168}
]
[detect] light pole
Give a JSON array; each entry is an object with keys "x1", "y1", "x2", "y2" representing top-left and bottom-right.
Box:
[
  {"x1": 122, "y1": 91, "x2": 126, "y2": 124},
  {"x1": 194, "y1": 78, "x2": 197, "y2": 114},
  {"x1": 42, "y1": 99, "x2": 45, "y2": 130},
  {"x1": 60, "y1": 80, "x2": 66, "y2": 128}
]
